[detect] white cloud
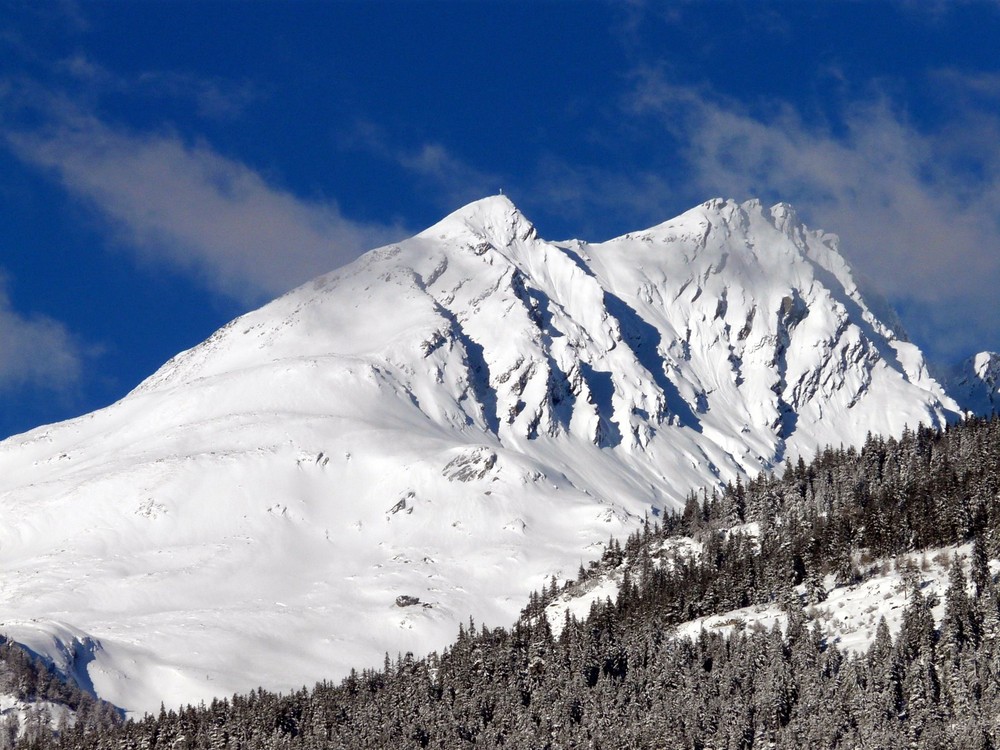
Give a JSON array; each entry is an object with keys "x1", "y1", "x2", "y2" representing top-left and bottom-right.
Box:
[
  {"x1": 627, "y1": 73, "x2": 1000, "y2": 361},
  {"x1": 0, "y1": 281, "x2": 84, "y2": 393},
  {"x1": 931, "y1": 68, "x2": 1000, "y2": 105},
  {"x1": 343, "y1": 122, "x2": 501, "y2": 209},
  {"x1": 7, "y1": 114, "x2": 406, "y2": 303},
  {"x1": 57, "y1": 54, "x2": 259, "y2": 120},
  {"x1": 397, "y1": 142, "x2": 498, "y2": 202}
]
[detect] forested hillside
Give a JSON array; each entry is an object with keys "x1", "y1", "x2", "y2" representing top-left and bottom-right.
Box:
[
  {"x1": 0, "y1": 638, "x2": 121, "y2": 749},
  {"x1": 18, "y1": 416, "x2": 1000, "y2": 749}
]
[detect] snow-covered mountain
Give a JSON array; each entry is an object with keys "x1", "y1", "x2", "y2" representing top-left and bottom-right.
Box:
[
  {"x1": 0, "y1": 196, "x2": 961, "y2": 715},
  {"x1": 948, "y1": 351, "x2": 1000, "y2": 415}
]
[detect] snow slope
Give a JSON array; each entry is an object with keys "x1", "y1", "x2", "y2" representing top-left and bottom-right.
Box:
[{"x1": 0, "y1": 196, "x2": 960, "y2": 715}]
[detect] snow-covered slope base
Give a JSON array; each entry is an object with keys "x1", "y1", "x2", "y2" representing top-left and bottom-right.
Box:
[{"x1": 0, "y1": 196, "x2": 958, "y2": 714}]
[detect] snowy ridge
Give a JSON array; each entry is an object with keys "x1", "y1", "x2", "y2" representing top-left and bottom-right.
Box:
[{"x1": 0, "y1": 196, "x2": 960, "y2": 715}]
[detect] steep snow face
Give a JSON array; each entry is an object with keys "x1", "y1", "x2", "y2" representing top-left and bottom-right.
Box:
[
  {"x1": 948, "y1": 352, "x2": 1000, "y2": 415},
  {"x1": 0, "y1": 196, "x2": 959, "y2": 715}
]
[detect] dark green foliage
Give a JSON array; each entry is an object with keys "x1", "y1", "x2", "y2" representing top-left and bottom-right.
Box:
[{"x1": 16, "y1": 415, "x2": 1000, "y2": 749}]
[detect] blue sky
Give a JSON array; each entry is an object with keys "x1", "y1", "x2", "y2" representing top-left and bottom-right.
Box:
[{"x1": 1, "y1": 1, "x2": 999, "y2": 438}]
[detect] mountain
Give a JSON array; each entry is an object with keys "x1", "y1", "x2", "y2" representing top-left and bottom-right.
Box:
[
  {"x1": 948, "y1": 351, "x2": 1000, "y2": 415},
  {"x1": 0, "y1": 196, "x2": 960, "y2": 715}
]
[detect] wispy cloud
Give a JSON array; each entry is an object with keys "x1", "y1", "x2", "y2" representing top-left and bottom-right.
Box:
[
  {"x1": 57, "y1": 54, "x2": 259, "y2": 120},
  {"x1": 397, "y1": 142, "x2": 498, "y2": 202},
  {"x1": 0, "y1": 278, "x2": 86, "y2": 393},
  {"x1": 931, "y1": 68, "x2": 1000, "y2": 103},
  {"x1": 626, "y1": 71, "x2": 1000, "y2": 362},
  {"x1": 6, "y1": 112, "x2": 407, "y2": 303},
  {"x1": 344, "y1": 121, "x2": 501, "y2": 209},
  {"x1": 520, "y1": 156, "x2": 675, "y2": 239}
]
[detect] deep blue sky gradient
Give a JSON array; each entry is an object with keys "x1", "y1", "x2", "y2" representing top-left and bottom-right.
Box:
[{"x1": 1, "y1": 0, "x2": 999, "y2": 438}]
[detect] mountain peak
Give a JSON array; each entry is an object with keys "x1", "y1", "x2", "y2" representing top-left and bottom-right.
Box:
[
  {"x1": 767, "y1": 201, "x2": 801, "y2": 231},
  {"x1": 678, "y1": 197, "x2": 804, "y2": 236},
  {"x1": 974, "y1": 351, "x2": 1000, "y2": 377},
  {"x1": 695, "y1": 197, "x2": 803, "y2": 231},
  {"x1": 949, "y1": 351, "x2": 1000, "y2": 414},
  {"x1": 422, "y1": 194, "x2": 537, "y2": 247}
]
